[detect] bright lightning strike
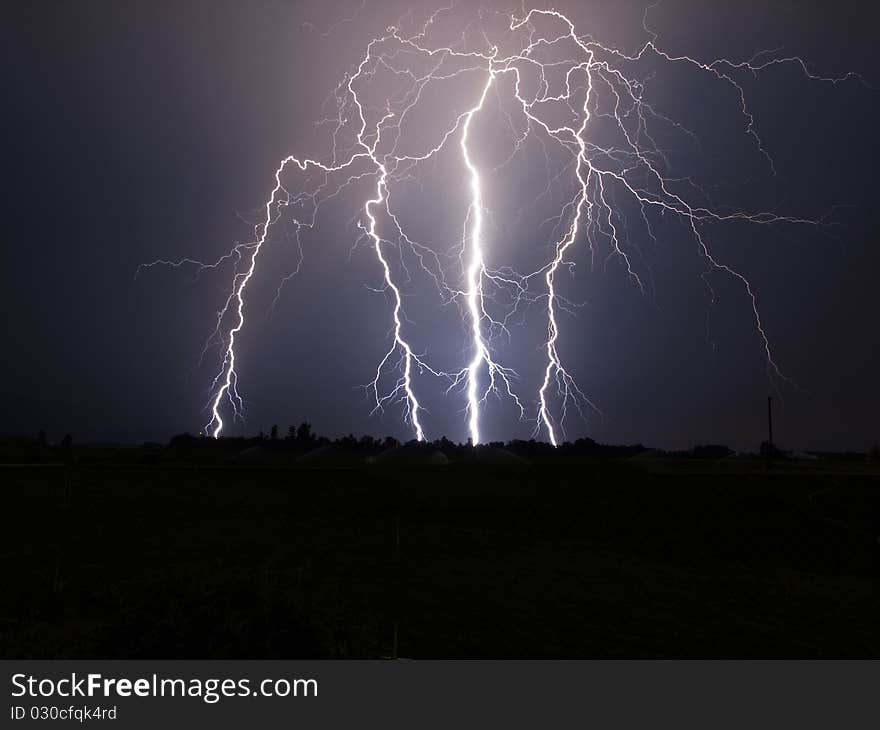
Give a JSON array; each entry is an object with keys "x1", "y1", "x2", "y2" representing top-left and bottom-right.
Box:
[
  {"x1": 460, "y1": 70, "x2": 526, "y2": 445},
  {"x1": 140, "y1": 4, "x2": 869, "y2": 445}
]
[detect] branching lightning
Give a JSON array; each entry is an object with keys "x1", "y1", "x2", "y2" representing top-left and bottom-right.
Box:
[{"x1": 140, "y1": 3, "x2": 868, "y2": 444}]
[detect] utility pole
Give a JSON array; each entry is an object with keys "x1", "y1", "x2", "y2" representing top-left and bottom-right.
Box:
[{"x1": 766, "y1": 396, "x2": 774, "y2": 470}]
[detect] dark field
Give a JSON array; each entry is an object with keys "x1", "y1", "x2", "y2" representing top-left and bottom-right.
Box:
[{"x1": 2, "y1": 462, "x2": 879, "y2": 658}]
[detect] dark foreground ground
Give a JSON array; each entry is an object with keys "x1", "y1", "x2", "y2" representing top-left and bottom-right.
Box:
[{"x1": 2, "y1": 461, "x2": 879, "y2": 658}]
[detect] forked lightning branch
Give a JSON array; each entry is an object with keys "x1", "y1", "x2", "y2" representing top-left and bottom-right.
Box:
[{"x1": 140, "y1": 5, "x2": 864, "y2": 445}]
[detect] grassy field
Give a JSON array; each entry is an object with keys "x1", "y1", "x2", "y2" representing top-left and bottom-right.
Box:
[{"x1": 1, "y1": 461, "x2": 879, "y2": 658}]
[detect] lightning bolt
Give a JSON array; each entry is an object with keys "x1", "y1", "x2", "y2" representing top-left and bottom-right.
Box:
[
  {"x1": 140, "y1": 4, "x2": 869, "y2": 444},
  {"x1": 460, "y1": 70, "x2": 526, "y2": 445}
]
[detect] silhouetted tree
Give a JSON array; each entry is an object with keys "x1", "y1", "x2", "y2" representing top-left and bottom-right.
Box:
[
  {"x1": 58, "y1": 433, "x2": 73, "y2": 464},
  {"x1": 270, "y1": 424, "x2": 278, "y2": 440},
  {"x1": 759, "y1": 441, "x2": 784, "y2": 459},
  {"x1": 296, "y1": 422, "x2": 313, "y2": 444},
  {"x1": 693, "y1": 444, "x2": 732, "y2": 459},
  {"x1": 169, "y1": 433, "x2": 197, "y2": 449}
]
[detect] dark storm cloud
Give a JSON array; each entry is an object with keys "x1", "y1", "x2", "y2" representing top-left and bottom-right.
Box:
[{"x1": 2, "y1": 0, "x2": 878, "y2": 450}]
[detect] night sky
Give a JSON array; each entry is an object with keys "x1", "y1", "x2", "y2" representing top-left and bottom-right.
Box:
[{"x1": 3, "y1": 0, "x2": 879, "y2": 451}]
